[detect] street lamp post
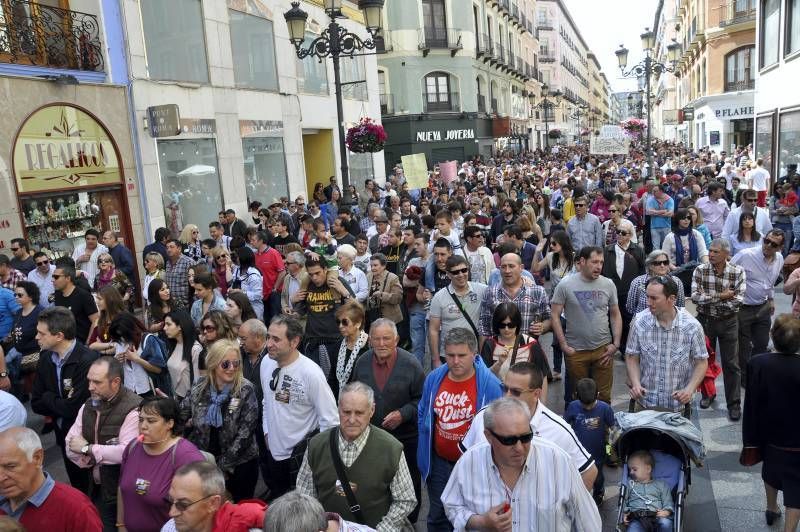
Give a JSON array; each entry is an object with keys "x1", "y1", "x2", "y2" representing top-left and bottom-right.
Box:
[
  {"x1": 569, "y1": 104, "x2": 588, "y2": 142},
  {"x1": 615, "y1": 29, "x2": 680, "y2": 178},
  {"x1": 284, "y1": 0, "x2": 384, "y2": 199},
  {"x1": 529, "y1": 84, "x2": 562, "y2": 149}
]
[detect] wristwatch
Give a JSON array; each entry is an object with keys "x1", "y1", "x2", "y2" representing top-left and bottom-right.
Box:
[{"x1": 81, "y1": 444, "x2": 91, "y2": 455}]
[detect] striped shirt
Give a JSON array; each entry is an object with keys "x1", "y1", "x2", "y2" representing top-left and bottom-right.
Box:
[
  {"x1": 442, "y1": 439, "x2": 602, "y2": 531},
  {"x1": 691, "y1": 261, "x2": 746, "y2": 317},
  {"x1": 626, "y1": 307, "x2": 708, "y2": 410}
]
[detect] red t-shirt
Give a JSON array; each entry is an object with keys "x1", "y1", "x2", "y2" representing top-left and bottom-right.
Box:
[
  {"x1": 433, "y1": 373, "x2": 477, "y2": 462},
  {"x1": 255, "y1": 246, "x2": 285, "y2": 294}
]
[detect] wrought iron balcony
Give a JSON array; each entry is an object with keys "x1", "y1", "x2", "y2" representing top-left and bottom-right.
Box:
[
  {"x1": 419, "y1": 28, "x2": 462, "y2": 56},
  {"x1": 477, "y1": 32, "x2": 490, "y2": 57},
  {"x1": 540, "y1": 51, "x2": 555, "y2": 63},
  {"x1": 0, "y1": 0, "x2": 104, "y2": 71},
  {"x1": 725, "y1": 79, "x2": 755, "y2": 92},
  {"x1": 712, "y1": 1, "x2": 756, "y2": 27},
  {"x1": 423, "y1": 91, "x2": 460, "y2": 113}
]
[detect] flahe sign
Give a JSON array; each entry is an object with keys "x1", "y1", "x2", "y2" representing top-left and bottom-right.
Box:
[{"x1": 13, "y1": 105, "x2": 121, "y2": 194}]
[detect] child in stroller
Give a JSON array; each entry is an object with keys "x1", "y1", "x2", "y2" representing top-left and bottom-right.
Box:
[{"x1": 623, "y1": 450, "x2": 674, "y2": 532}]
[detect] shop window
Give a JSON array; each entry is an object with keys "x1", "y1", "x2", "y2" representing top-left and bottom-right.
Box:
[
  {"x1": 760, "y1": 0, "x2": 780, "y2": 68},
  {"x1": 141, "y1": 0, "x2": 209, "y2": 83},
  {"x1": 788, "y1": 0, "x2": 800, "y2": 56},
  {"x1": 243, "y1": 137, "x2": 289, "y2": 206},
  {"x1": 778, "y1": 111, "x2": 800, "y2": 178},
  {"x1": 158, "y1": 139, "x2": 223, "y2": 236},
  {"x1": 755, "y1": 114, "x2": 774, "y2": 175},
  {"x1": 297, "y1": 32, "x2": 329, "y2": 95},
  {"x1": 348, "y1": 152, "x2": 374, "y2": 185},
  {"x1": 725, "y1": 46, "x2": 754, "y2": 91},
  {"x1": 229, "y1": 9, "x2": 278, "y2": 91}
]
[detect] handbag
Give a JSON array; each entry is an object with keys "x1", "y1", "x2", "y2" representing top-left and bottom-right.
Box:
[
  {"x1": 329, "y1": 428, "x2": 365, "y2": 523},
  {"x1": 20, "y1": 351, "x2": 40, "y2": 373}
]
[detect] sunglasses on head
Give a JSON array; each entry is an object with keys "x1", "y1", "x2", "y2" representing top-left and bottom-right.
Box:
[
  {"x1": 220, "y1": 359, "x2": 241, "y2": 370},
  {"x1": 269, "y1": 367, "x2": 281, "y2": 391},
  {"x1": 488, "y1": 428, "x2": 534, "y2": 446}
]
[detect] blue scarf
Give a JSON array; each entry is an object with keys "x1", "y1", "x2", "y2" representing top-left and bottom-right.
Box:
[
  {"x1": 205, "y1": 384, "x2": 232, "y2": 428},
  {"x1": 673, "y1": 227, "x2": 698, "y2": 266}
]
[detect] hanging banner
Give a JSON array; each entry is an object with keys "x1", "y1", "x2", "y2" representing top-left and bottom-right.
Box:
[
  {"x1": 590, "y1": 136, "x2": 631, "y2": 155},
  {"x1": 439, "y1": 160, "x2": 458, "y2": 185},
  {"x1": 401, "y1": 153, "x2": 429, "y2": 190}
]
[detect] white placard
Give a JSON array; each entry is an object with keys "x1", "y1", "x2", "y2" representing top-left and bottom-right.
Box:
[{"x1": 590, "y1": 136, "x2": 631, "y2": 155}]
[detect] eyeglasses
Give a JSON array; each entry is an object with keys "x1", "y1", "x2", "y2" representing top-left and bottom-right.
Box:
[
  {"x1": 164, "y1": 494, "x2": 218, "y2": 513},
  {"x1": 743, "y1": 197, "x2": 756, "y2": 203},
  {"x1": 14, "y1": 292, "x2": 25, "y2": 298},
  {"x1": 337, "y1": 318, "x2": 350, "y2": 326},
  {"x1": 36, "y1": 260, "x2": 49, "y2": 266},
  {"x1": 202, "y1": 325, "x2": 217, "y2": 332},
  {"x1": 651, "y1": 260, "x2": 670, "y2": 266},
  {"x1": 764, "y1": 239, "x2": 783, "y2": 248},
  {"x1": 296, "y1": 202, "x2": 306, "y2": 207},
  {"x1": 217, "y1": 254, "x2": 228, "y2": 259},
  {"x1": 51, "y1": 274, "x2": 63, "y2": 280},
  {"x1": 574, "y1": 204, "x2": 587, "y2": 208},
  {"x1": 220, "y1": 359, "x2": 241, "y2": 370},
  {"x1": 501, "y1": 384, "x2": 535, "y2": 397},
  {"x1": 615, "y1": 230, "x2": 629, "y2": 236},
  {"x1": 488, "y1": 428, "x2": 535, "y2": 446},
  {"x1": 608, "y1": 209, "x2": 618, "y2": 213},
  {"x1": 269, "y1": 367, "x2": 281, "y2": 392},
  {"x1": 499, "y1": 322, "x2": 516, "y2": 330},
  {"x1": 449, "y1": 267, "x2": 469, "y2": 276},
  {"x1": 99, "y1": 259, "x2": 112, "y2": 263},
  {"x1": 9, "y1": 247, "x2": 19, "y2": 252}
]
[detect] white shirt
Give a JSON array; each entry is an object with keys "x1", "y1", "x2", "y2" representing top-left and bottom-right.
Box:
[
  {"x1": 119, "y1": 342, "x2": 151, "y2": 395},
  {"x1": 442, "y1": 439, "x2": 602, "y2": 531},
  {"x1": 731, "y1": 246, "x2": 784, "y2": 305},
  {"x1": 260, "y1": 354, "x2": 339, "y2": 460},
  {"x1": 71, "y1": 243, "x2": 108, "y2": 282},
  {"x1": 340, "y1": 265, "x2": 368, "y2": 303},
  {"x1": 460, "y1": 403, "x2": 595, "y2": 474},
  {"x1": 0, "y1": 390, "x2": 26, "y2": 431},
  {"x1": 721, "y1": 206, "x2": 772, "y2": 242},
  {"x1": 749, "y1": 167, "x2": 770, "y2": 191},
  {"x1": 27, "y1": 264, "x2": 55, "y2": 307},
  {"x1": 614, "y1": 244, "x2": 626, "y2": 279}
]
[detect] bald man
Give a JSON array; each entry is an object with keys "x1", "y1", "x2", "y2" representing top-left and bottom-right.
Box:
[{"x1": 0, "y1": 427, "x2": 102, "y2": 530}]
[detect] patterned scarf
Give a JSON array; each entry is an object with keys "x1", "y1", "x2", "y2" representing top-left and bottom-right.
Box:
[
  {"x1": 335, "y1": 331, "x2": 369, "y2": 395},
  {"x1": 673, "y1": 227, "x2": 698, "y2": 266}
]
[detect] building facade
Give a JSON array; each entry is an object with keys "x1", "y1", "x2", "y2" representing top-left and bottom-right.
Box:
[
  {"x1": 651, "y1": 0, "x2": 681, "y2": 141},
  {"x1": 673, "y1": 0, "x2": 756, "y2": 151},
  {"x1": 377, "y1": 0, "x2": 542, "y2": 171},
  {"x1": 753, "y1": 0, "x2": 800, "y2": 180}
]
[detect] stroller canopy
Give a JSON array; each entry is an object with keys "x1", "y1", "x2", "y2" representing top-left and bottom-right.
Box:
[{"x1": 614, "y1": 410, "x2": 706, "y2": 466}]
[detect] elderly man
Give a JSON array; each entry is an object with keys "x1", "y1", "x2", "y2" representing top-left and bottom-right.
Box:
[
  {"x1": 27, "y1": 251, "x2": 55, "y2": 307},
  {"x1": 479, "y1": 252, "x2": 550, "y2": 349},
  {"x1": 441, "y1": 398, "x2": 601, "y2": 531},
  {"x1": 165, "y1": 239, "x2": 195, "y2": 309},
  {"x1": 0, "y1": 427, "x2": 102, "y2": 530},
  {"x1": 692, "y1": 238, "x2": 746, "y2": 412},
  {"x1": 351, "y1": 319, "x2": 425, "y2": 523},
  {"x1": 460, "y1": 362, "x2": 598, "y2": 490},
  {"x1": 238, "y1": 319, "x2": 270, "y2": 489},
  {"x1": 627, "y1": 276, "x2": 708, "y2": 414},
  {"x1": 65, "y1": 356, "x2": 140, "y2": 529},
  {"x1": 337, "y1": 245, "x2": 368, "y2": 304},
  {"x1": 418, "y1": 328, "x2": 502, "y2": 532},
  {"x1": 101, "y1": 231, "x2": 135, "y2": 284},
  {"x1": 281, "y1": 251, "x2": 310, "y2": 326},
  {"x1": 297, "y1": 382, "x2": 416, "y2": 531},
  {"x1": 160, "y1": 462, "x2": 266, "y2": 532},
  {"x1": 264, "y1": 491, "x2": 377, "y2": 532}
]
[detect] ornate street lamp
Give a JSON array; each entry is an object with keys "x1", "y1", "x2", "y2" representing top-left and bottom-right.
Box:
[
  {"x1": 531, "y1": 84, "x2": 562, "y2": 148},
  {"x1": 615, "y1": 26, "x2": 675, "y2": 178},
  {"x1": 284, "y1": 0, "x2": 384, "y2": 199}
]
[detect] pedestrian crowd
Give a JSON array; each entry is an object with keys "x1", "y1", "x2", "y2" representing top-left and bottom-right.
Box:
[{"x1": 1, "y1": 139, "x2": 800, "y2": 531}]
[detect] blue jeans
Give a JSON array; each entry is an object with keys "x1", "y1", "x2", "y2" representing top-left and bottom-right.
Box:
[
  {"x1": 650, "y1": 226, "x2": 671, "y2": 250},
  {"x1": 409, "y1": 310, "x2": 427, "y2": 367},
  {"x1": 5, "y1": 348, "x2": 21, "y2": 381},
  {"x1": 427, "y1": 454, "x2": 455, "y2": 532},
  {"x1": 628, "y1": 516, "x2": 673, "y2": 532}
]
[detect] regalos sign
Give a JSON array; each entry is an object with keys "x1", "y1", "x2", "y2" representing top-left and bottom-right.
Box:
[{"x1": 13, "y1": 104, "x2": 121, "y2": 193}]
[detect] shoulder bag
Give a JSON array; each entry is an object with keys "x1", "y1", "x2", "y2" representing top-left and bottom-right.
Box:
[
  {"x1": 329, "y1": 428, "x2": 365, "y2": 523},
  {"x1": 448, "y1": 288, "x2": 479, "y2": 340}
]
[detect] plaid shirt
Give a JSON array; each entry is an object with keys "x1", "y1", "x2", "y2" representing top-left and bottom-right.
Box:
[
  {"x1": 479, "y1": 282, "x2": 551, "y2": 337},
  {"x1": 626, "y1": 273, "x2": 685, "y2": 316},
  {"x1": 360, "y1": 217, "x2": 375, "y2": 235},
  {"x1": 296, "y1": 427, "x2": 416, "y2": 532},
  {"x1": 691, "y1": 261, "x2": 746, "y2": 317},
  {"x1": 165, "y1": 254, "x2": 195, "y2": 309},
  {"x1": 626, "y1": 307, "x2": 708, "y2": 410},
  {"x1": 0, "y1": 268, "x2": 27, "y2": 291}
]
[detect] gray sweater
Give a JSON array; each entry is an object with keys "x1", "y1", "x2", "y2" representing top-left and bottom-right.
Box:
[
  {"x1": 351, "y1": 348, "x2": 425, "y2": 443},
  {"x1": 624, "y1": 479, "x2": 674, "y2": 513}
]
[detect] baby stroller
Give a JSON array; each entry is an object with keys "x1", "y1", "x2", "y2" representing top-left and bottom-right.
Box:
[{"x1": 612, "y1": 410, "x2": 706, "y2": 532}]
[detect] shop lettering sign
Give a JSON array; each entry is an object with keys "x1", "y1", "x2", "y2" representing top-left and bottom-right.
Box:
[
  {"x1": 180, "y1": 119, "x2": 217, "y2": 135},
  {"x1": 13, "y1": 104, "x2": 121, "y2": 193},
  {"x1": 714, "y1": 106, "x2": 754, "y2": 119},
  {"x1": 147, "y1": 105, "x2": 181, "y2": 138},
  {"x1": 239, "y1": 120, "x2": 284, "y2": 137},
  {"x1": 416, "y1": 128, "x2": 476, "y2": 142}
]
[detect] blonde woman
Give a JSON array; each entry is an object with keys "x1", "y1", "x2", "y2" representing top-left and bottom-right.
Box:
[
  {"x1": 94, "y1": 253, "x2": 133, "y2": 303},
  {"x1": 180, "y1": 339, "x2": 259, "y2": 501},
  {"x1": 142, "y1": 252, "x2": 165, "y2": 305},
  {"x1": 179, "y1": 224, "x2": 203, "y2": 262}
]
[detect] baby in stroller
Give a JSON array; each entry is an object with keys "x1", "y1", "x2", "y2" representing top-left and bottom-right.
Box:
[{"x1": 623, "y1": 450, "x2": 674, "y2": 532}]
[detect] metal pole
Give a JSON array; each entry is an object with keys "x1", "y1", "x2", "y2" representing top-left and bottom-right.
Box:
[
  {"x1": 645, "y1": 56, "x2": 654, "y2": 178},
  {"x1": 330, "y1": 20, "x2": 351, "y2": 196},
  {"x1": 544, "y1": 99, "x2": 550, "y2": 148}
]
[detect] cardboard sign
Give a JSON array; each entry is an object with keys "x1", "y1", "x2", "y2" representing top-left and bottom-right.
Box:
[
  {"x1": 439, "y1": 160, "x2": 458, "y2": 185},
  {"x1": 401, "y1": 153, "x2": 429, "y2": 190},
  {"x1": 590, "y1": 136, "x2": 631, "y2": 155}
]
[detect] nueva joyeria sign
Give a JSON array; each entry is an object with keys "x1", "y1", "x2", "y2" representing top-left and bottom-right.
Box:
[
  {"x1": 13, "y1": 104, "x2": 121, "y2": 193},
  {"x1": 416, "y1": 128, "x2": 476, "y2": 142}
]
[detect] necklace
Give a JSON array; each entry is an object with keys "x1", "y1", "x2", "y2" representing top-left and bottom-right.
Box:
[{"x1": 336, "y1": 331, "x2": 368, "y2": 392}]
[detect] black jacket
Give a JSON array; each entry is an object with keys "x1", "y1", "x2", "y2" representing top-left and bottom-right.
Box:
[
  {"x1": 601, "y1": 243, "x2": 646, "y2": 307},
  {"x1": 31, "y1": 341, "x2": 98, "y2": 445}
]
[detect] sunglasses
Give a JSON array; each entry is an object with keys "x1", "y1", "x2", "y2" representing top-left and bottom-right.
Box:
[
  {"x1": 9, "y1": 247, "x2": 19, "y2": 252},
  {"x1": 499, "y1": 322, "x2": 516, "y2": 329},
  {"x1": 164, "y1": 494, "x2": 217, "y2": 513},
  {"x1": 764, "y1": 239, "x2": 783, "y2": 248},
  {"x1": 337, "y1": 318, "x2": 350, "y2": 326},
  {"x1": 202, "y1": 325, "x2": 217, "y2": 332},
  {"x1": 217, "y1": 254, "x2": 228, "y2": 259},
  {"x1": 36, "y1": 260, "x2": 49, "y2": 266},
  {"x1": 488, "y1": 428, "x2": 535, "y2": 446},
  {"x1": 574, "y1": 204, "x2": 587, "y2": 208},
  {"x1": 449, "y1": 268, "x2": 469, "y2": 276},
  {"x1": 14, "y1": 292, "x2": 25, "y2": 298},
  {"x1": 651, "y1": 260, "x2": 670, "y2": 266},
  {"x1": 99, "y1": 259, "x2": 113, "y2": 263},
  {"x1": 51, "y1": 274, "x2": 63, "y2": 280},
  {"x1": 609, "y1": 209, "x2": 618, "y2": 213},
  {"x1": 220, "y1": 359, "x2": 241, "y2": 370},
  {"x1": 269, "y1": 367, "x2": 281, "y2": 392},
  {"x1": 615, "y1": 230, "x2": 629, "y2": 236}
]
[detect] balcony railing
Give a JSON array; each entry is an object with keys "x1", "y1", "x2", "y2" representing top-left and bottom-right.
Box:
[
  {"x1": 419, "y1": 28, "x2": 462, "y2": 55},
  {"x1": 477, "y1": 33, "x2": 490, "y2": 57},
  {"x1": 423, "y1": 91, "x2": 460, "y2": 113},
  {"x1": 494, "y1": 42, "x2": 506, "y2": 64},
  {"x1": 725, "y1": 79, "x2": 755, "y2": 91},
  {"x1": 0, "y1": 0, "x2": 104, "y2": 71},
  {"x1": 477, "y1": 94, "x2": 486, "y2": 113},
  {"x1": 540, "y1": 51, "x2": 555, "y2": 62},
  {"x1": 537, "y1": 18, "x2": 554, "y2": 30},
  {"x1": 380, "y1": 93, "x2": 394, "y2": 114},
  {"x1": 711, "y1": 1, "x2": 756, "y2": 27},
  {"x1": 508, "y1": 50, "x2": 516, "y2": 70}
]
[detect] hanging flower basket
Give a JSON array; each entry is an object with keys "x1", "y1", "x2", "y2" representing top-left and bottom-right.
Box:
[
  {"x1": 346, "y1": 117, "x2": 387, "y2": 153},
  {"x1": 548, "y1": 129, "x2": 562, "y2": 139},
  {"x1": 620, "y1": 118, "x2": 648, "y2": 138}
]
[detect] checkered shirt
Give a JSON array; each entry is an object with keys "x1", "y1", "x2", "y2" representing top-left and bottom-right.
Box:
[{"x1": 691, "y1": 261, "x2": 746, "y2": 317}]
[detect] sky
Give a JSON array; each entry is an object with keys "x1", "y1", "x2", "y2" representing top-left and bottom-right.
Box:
[{"x1": 562, "y1": 0, "x2": 660, "y2": 94}]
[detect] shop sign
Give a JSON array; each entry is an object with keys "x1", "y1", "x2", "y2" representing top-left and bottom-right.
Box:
[
  {"x1": 13, "y1": 104, "x2": 121, "y2": 193},
  {"x1": 415, "y1": 128, "x2": 476, "y2": 143},
  {"x1": 180, "y1": 118, "x2": 217, "y2": 135},
  {"x1": 147, "y1": 105, "x2": 181, "y2": 138},
  {"x1": 682, "y1": 107, "x2": 695, "y2": 121},
  {"x1": 714, "y1": 105, "x2": 754, "y2": 119},
  {"x1": 240, "y1": 120, "x2": 284, "y2": 137},
  {"x1": 663, "y1": 109, "x2": 681, "y2": 125},
  {"x1": 710, "y1": 131, "x2": 721, "y2": 145}
]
